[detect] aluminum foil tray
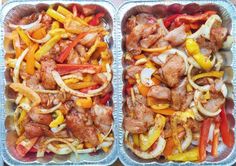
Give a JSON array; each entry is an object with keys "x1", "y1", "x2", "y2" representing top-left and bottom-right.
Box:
[
  {"x1": 0, "y1": 0, "x2": 118, "y2": 165},
  {"x1": 116, "y1": 0, "x2": 236, "y2": 165}
]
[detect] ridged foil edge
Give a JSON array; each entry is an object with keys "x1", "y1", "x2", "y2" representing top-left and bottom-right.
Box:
[
  {"x1": 0, "y1": 0, "x2": 118, "y2": 165},
  {"x1": 116, "y1": 0, "x2": 236, "y2": 165}
]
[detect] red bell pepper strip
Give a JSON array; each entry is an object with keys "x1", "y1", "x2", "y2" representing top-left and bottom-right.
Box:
[
  {"x1": 199, "y1": 118, "x2": 211, "y2": 161},
  {"x1": 89, "y1": 13, "x2": 105, "y2": 26},
  {"x1": 100, "y1": 93, "x2": 112, "y2": 105},
  {"x1": 56, "y1": 64, "x2": 101, "y2": 75},
  {"x1": 57, "y1": 32, "x2": 87, "y2": 63},
  {"x1": 124, "y1": 83, "x2": 132, "y2": 96},
  {"x1": 220, "y1": 106, "x2": 234, "y2": 148},
  {"x1": 163, "y1": 14, "x2": 182, "y2": 28},
  {"x1": 16, "y1": 137, "x2": 38, "y2": 157},
  {"x1": 175, "y1": 10, "x2": 217, "y2": 26}
]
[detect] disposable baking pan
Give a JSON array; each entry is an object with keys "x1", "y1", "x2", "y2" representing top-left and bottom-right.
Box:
[
  {"x1": 116, "y1": 0, "x2": 236, "y2": 165},
  {"x1": 0, "y1": 0, "x2": 118, "y2": 165}
]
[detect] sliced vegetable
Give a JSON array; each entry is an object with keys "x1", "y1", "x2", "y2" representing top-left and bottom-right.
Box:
[
  {"x1": 140, "y1": 114, "x2": 166, "y2": 151},
  {"x1": 167, "y1": 147, "x2": 199, "y2": 161},
  {"x1": 10, "y1": 83, "x2": 41, "y2": 107},
  {"x1": 55, "y1": 64, "x2": 100, "y2": 75},
  {"x1": 141, "y1": 45, "x2": 170, "y2": 53},
  {"x1": 211, "y1": 121, "x2": 220, "y2": 157},
  {"x1": 163, "y1": 14, "x2": 181, "y2": 28},
  {"x1": 57, "y1": 32, "x2": 87, "y2": 63},
  {"x1": 188, "y1": 65, "x2": 210, "y2": 92},
  {"x1": 26, "y1": 44, "x2": 38, "y2": 75},
  {"x1": 46, "y1": 8, "x2": 65, "y2": 23},
  {"x1": 13, "y1": 48, "x2": 29, "y2": 83},
  {"x1": 199, "y1": 118, "x2": 211, "y2": 161},
  {"x1": 188, "y1": 15, "x2": 222, "y2": 40},
  {"x1": 100, "y1": 93, "x2": 112, "y2": 105},
  {"x1": 126, "y1": 136, "x2": 166, "y2": 159},
  {"x1": 52, "y1": 64, "x2": 111, "y2": 97},
  {"x1": 89, "y1": 13, "x2": 105, "y2": 26},
  {"x1": 151, "y1": 108, "x2": 175, "y2": 116},
  {"x1": 16, "y1": 27, "x2": 32, "y2": 46},
  {"x1": 12, "y1": 31, "x2": 22, "y2": 57},
  {"x1": 57, "y1": 6, "x2": 73, "y2": 17},
  {"x1": 219, "y1": 106, "x2": 234, "y2": 148},
  {"x1": 9, "y1": 14, "x2": 42, "y2": 30},
  {"x1": 192, "y1": 71, "x2": 224, "y2": 81},
  {"x1": 34, "y1": 34, "x2": 61, "y2": 60},
  {"x1": 84, "y1": 37, "x2": 100, "y2": 62},
  {"x1": 49, "y1": 110, "x2": 64, "y2": 128},
  {"x1": 76, "y1": 97, "x2": 93, "y2": 108},
  {"x1": 16, "y1": 137, "x2": 38, "y2": 157}
]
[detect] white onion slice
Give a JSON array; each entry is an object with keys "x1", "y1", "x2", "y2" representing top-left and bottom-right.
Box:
[
  {"x1": 188, "y1": 65, "x2": 210, "y2": 92},
  {"x1": 126, "y1": 136, "x2": 166, "y2": 159},
  {"x1": 9, "y1": 14, "x2": 42, "y2": 30},
  {"x1": 194, "y1": 90, "x2": 222, "y2": 117},
  {"x1": 208, "y1": 123, "x2": 215, "y2": 142},
  {"x1": 188, "y1": 15, "x2": 222, "y2": 40},
  {"x1": 47, "y1": 143, "x2": 72, "y2": 155},
  {"x1": 13, "y1": 48, "x2": 29, "y2": 83},
  {"x1": 35, "y1": 103, "x2": 62, "y2": 114},
  {"x1": 181, "y1": 126, "x2": 192, "y2": 151},
  {"x1": 37, "y1": 138, "x2": 77, "y2": 157},
  {"x1": 140, "y1": 68, "x2": 155, "y2": 87},
  {"x1": 221, "y1": 83, "x2": 227, "y2": 97}
]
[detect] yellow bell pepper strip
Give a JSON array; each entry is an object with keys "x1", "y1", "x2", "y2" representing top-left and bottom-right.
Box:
[
  {"x1": 185, "y1": 38, "x2": 214, "y2": 71},
  {"x1": 76, "y1": 97, "x2": 93, "y2": 109},
  {"x1": 51, "y1": 21, "x2": 60, "y2": 29},
  {"x1": 31, "y1": 27, "x2": 46, "y2": 39},
  {"x1": 57, "y1": 32, "x2": 87, "y2": 63},
  {"x1": 192, "y1": 71, "x2": 224, "y2": 81},
  {"x1": 26, "y1": 43, "x2": 38, "y2": 75},
  {"x1": 16, "y1": 27, "x2": 32, "y2": 46},
  {"x1": 10, "y1": 83, "x2": 41, "y2": 107},
  {"x1": 133, "y1": 134, "x2": 140, "y2": 147},
  {"x1": 57, "y1": 6, "x2": 73, "y2": 17},
  {"x1": 151, "y1": 104, "x2": 170, "y2": 110},
  {"x1": 12, "y1": 30, "x2": 22, "y2": 58},
  {"x1": 151, "y1": 108, "x2": 175, "y2": 116},
  {"x1": 141, "y1": 45, "x2": 171, "y2": 53},
  {"x1": 17, "y1": 109, "x2": 27, "y2": 127},
  {"x1": 193, "y1": 53, "x2": 213, "y2": 71},
  {"x1": 46, "y1": 8, "x2": 65, "y2": 23},
  {"x1": 16, "y1": 137, "x2": 38, "y2": 157},
  {"x1": 91, "y1": 42, "x2": 107, "y2": 60},
  {"x1": 97, "y1": 133, "x2": 110, "y2": 152},
  {"x1": 35, "y1": 34, "x2": 61, "y2": 61},
  {"x1": 84, "y1": 38, "x2": 100, "y2": 62},
  {"x1": 185, "y1": 38, "x2": 200, "y2": 55},
  {"x1": 68, "y1": 82, "x2": 97, "y2": 90},
  {"x1": 167, "y1": 147, "x2": 199, "y2": 161},
  {"x1": 49, "y1": 28, "x2": 66, "y2": 36},
  {"x1": 140, "y1": 114, "x2": 166, "y2": 151},
  {"x1": 49, "y1": 110, "x2": 64, "y2": 128}
]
